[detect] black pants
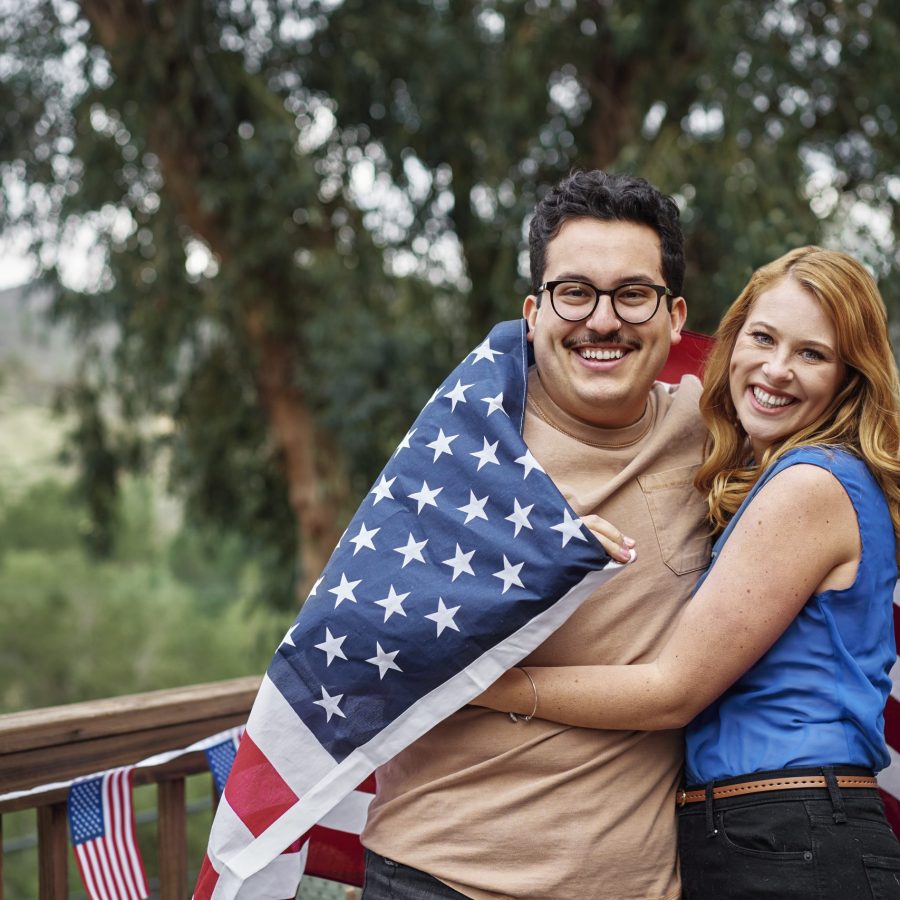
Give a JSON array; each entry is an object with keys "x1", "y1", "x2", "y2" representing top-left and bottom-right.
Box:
[
  {"x1": 678, "y1": 766, "x2": 900, "y2": 899},
  {"x1": 361, "y1": 850, "x2": 470, "y2": 900}
]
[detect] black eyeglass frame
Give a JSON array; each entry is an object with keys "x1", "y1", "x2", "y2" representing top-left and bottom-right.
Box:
[{"x1": 538, "y1": 280, "x2": 674, "y2": 325}]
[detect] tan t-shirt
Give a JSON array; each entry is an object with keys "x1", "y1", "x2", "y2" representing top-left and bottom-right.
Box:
[{"x1": 362, "y1": 371, "x2": 710, "y2": 900}]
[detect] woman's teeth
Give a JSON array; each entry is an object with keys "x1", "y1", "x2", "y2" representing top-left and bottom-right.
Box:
[{"x1": 753, "y1": 386, "x2": 793, "y2": 408}]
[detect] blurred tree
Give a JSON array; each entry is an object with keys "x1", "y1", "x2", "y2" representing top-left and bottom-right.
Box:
[
  {"x1": 1, "y1": 0, "x2": 896, "y2": 605},
  {"x1": 302, "y1": 0, "x2": 899, "y2": 334}
]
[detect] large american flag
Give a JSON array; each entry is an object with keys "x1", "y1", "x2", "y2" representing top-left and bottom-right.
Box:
[
  {"x1": 195, "y1": 319, "x2": 630, "y2": 899},
  {"x1": 67, "y1": 767, "x2": 150, "y2": 900}
]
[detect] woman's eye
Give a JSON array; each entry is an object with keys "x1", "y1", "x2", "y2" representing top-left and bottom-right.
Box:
[
  {"x1": 750, "y1": 331, "x2": 772, "y2": 345},
  {"x1": 800, "y1": 348, "x2": 824, "y2": 361}
]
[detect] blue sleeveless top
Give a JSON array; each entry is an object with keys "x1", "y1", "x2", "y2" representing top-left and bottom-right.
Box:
[{"x1": 685, "y1": 446, "x2": 897, "y2": 785}]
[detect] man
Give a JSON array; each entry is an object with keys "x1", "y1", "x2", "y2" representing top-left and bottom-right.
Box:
[{"x1": 361, "y1": 171, "x2": 711, "y2": 900}]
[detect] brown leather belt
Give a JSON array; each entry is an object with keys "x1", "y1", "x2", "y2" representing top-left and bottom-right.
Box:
[{"x1": 677, "y1": 774, "x2": 879, "y2": 807}]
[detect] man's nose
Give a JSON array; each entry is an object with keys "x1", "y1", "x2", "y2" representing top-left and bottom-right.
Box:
[{"x1": 585, "y1": 293, "x2": 622, "y2": 332}]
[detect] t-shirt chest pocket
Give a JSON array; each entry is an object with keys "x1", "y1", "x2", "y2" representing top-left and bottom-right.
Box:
[{"x1": 638, "y1": 464, "x2": 712, "y2": 576}]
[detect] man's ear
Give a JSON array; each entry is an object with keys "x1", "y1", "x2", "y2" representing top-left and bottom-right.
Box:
[
  {"x1": 523, "y1": 295, "x2": 539, "y2": 342},
  {"x1": 668, "y1": 296, "x2": 687, "y2": 346}
]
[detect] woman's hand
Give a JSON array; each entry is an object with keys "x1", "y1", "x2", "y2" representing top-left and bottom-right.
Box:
[{"x1": 581, "y1": 514, "x2": 635, "y2": 564}]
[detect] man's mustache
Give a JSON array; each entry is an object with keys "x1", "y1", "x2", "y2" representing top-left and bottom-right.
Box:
[{"x1": 563, "y1": 331, "x2": 642, "y2": 350}]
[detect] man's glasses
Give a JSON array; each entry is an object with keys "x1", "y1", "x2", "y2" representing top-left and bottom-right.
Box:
[{"x1": 539, "y1": 280, "x2": 673, "y2": 325}]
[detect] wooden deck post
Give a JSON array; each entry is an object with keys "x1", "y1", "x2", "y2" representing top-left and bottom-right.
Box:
[
  {"x1": 158, "y1": 777, "x2": 187, "y2": 899},
  {"x1": 37, "y1": 802, "x2": 68, "y2": 900}
]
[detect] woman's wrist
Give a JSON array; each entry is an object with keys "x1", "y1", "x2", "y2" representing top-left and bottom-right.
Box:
[
  {"x1": 507, "y1": 667, "x2": 539, "y2": 723},
  {"x1": 471, "y1": 666, "x2": 540, "y2": 719}
]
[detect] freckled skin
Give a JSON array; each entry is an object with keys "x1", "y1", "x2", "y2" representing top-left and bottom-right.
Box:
[{"x1": 729, "y1": 279, "x2": 846, "y2": 462}]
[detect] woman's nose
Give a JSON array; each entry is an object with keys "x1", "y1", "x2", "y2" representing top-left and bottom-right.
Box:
[{"x1": 762, "y1": 356, "x2": 793, "y2": 383}]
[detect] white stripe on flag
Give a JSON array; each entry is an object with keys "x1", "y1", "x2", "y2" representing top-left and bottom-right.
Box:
[
  {"x1": 247, "y1": 675, "x2": 338, "y2": 793},
  {"x1": 878, "y1": 745, "x2": 900, "y2": 798},
  {"x1": 890, "y1": 657, "x2": 900, "y2": 703},
  {"x1": 318, "y1": 789, "x2": 372, "y2": 834},
  {"x1": 208, "y1": 796, "x2": 255, "y2": 866}
]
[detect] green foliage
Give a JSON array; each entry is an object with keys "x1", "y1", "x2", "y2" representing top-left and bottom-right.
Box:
[
  {"x1": 0, "y1": 475, "x2": 284, "y2": 714},
  {"x1": 0, "y1": 0, "x2": 897, "y2": 604}
]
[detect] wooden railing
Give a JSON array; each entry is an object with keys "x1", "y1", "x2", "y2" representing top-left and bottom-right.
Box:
[{"x1": 0, "y1": 676, "x2": 261, "y2": 899}]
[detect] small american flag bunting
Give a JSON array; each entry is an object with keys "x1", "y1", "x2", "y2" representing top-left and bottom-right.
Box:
[{"x1": 67, "y1": 766, "x2": 149, "y2": 900}]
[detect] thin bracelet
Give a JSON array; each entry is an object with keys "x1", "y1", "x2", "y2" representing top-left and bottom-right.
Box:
[{"x1": 508, "y1": 666, "x2": 539, "y2": 723}]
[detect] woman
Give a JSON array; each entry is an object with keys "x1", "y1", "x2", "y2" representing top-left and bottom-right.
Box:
[{"x1": 474, "y1": 247, "x2": 900, "y2": 898}]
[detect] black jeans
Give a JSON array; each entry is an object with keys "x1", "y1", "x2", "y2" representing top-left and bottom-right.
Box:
[
  {"x1": 361, "y1": 851, "x2": 470, "y2": 900},
  {"x1": 678, "y1": 766, "x2": 900, "y2": 899}
]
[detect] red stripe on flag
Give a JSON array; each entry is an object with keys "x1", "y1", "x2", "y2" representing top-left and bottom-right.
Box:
[
  {"x1": 304, "y1": 824, "x2": 366, "y2": 887},
  {"x1": 893, "y1": 601, "x2": 900, "y2": 654},
  {"x1": 193, "y1": 853, "x2": 219, "y2": 900},
  {"x1": 885, "y1": 696, "x2": 900, "y2": 753},
  {"x1": 223, "y1": 734, "x2": 299, "y2": 837},
  {"x1": 659, "y1": 329, "x2": 714, "y2": 383},
  {"x1": 358, "y1": 774, "x2": 376, "y2": 793}
]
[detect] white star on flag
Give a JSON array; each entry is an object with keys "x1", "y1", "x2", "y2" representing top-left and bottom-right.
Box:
[
  {"x1": 278, "y1": 624, "x2": 296, "y2": 648},
  {"x1": 409, "y1": 481, "x2": 443, "y2": 513},
  {"x1": 515, "y1": 449, "x2": 544, "y2": 479},
  {"x1": 313, "y1": 686, "x2": 346, "y2": 722},
  {"x1": 329, "y1": 573, "x2": 362, "y2": 608},
  {"x1": 426, "y1": 429, "x2": 459, "y2": 462},
  {"x1": 314, "y1": 628, "x2": 348, "y2": 666},
  {"x1": 394, "y1": 428, "x2": 416, "y2": 455},
  {"x1": 443, "y1": 380, "x2": 473, "y2": 412},
  {"x1": 492, "y1": 555, "x2": 525, "y2": 594},
  {"x1": 505, "y1": 499, "x2": 534, "y2": 537},
  {"x1": 366, "y1": 642, "x2": 403, "y2": 679},
  {"x1": 442, "y1": 544, "x2": 476, "y2": 581},
  {"x1": 481, "y1": 392, "x2": 507, "y2": 417},
  {"x1": 307, "y1": 575, "x2": 323, "y2": 598},
  {"x1": 349, "y1": 522, "x2": 380, "y2": 555},
  {"x1": 470, "y1": 438, "x2": 500, "y2": 471},
  {"x1": 370, "y1": 474, "x2": 396, "y2": 505},
  {"x1": 457, "y1": 490, "x2": 490, "y2": 524},
  {"x1": 470, "y1": 338, "x2": 501, "y2": 363},
  {"x1": 394, "y1": 533, "x2": 429, "y2": 568},
  {"x1": 374, "y1": 584, "x2": 410, "y2": 621},
  {"x1": 425, "y1": 598, "x2": 461, "y2": 636},
  {"x1": 550, "y1": 508, "x2": 589, "y2": 547}
]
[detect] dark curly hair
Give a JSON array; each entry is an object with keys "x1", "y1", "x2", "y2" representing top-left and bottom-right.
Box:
[{"x1": 528, "y1": 170, "x2": 685, "y2": 297}]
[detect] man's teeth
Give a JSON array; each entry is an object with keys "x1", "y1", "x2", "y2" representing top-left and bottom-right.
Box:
[
  {"x1": 580, "y1": 348, "x2": 625, "y2": 361},
  {"x1": 753, "y1": 386, "x2": 793, "y2": 408}
]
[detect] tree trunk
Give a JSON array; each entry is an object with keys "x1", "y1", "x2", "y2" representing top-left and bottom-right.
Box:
[
  {"x1": 79, "y1": 0, "x2": 348, "y2": 594},
  {"x1": 244, "y1": 312, "x2": 347, "y2": 591}
]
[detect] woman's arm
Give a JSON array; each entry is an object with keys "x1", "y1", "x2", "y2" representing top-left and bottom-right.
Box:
[{"x1": 472, "y1": 463, "x2": 860, "y2": 730}]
